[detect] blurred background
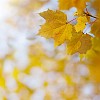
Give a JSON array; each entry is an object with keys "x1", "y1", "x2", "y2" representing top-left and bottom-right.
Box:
[{"x1": 0, "y1": 0, "x2": 100, "y2": 100}]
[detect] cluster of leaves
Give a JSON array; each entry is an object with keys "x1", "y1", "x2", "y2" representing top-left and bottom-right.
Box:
[
  {"x1": 0, "y1": 0, "x2": 100, "y2": 99},
  {"x1": 38, "y1": 0, "x2": 100, "y2": 55},
  {"x1": 38, "y1": 0, "x2": 100, "y2": 83}
]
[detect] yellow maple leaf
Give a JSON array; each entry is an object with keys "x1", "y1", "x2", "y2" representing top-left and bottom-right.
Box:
[
  {"x1": 90, "y1": 0, "x2": 100, "y2": 38},
  {"x1": 39, "y1": 9, "x2": 67, "y2": 23},
  {"x1": 67, "y1": 32, "x2": 92, "y2": 54},
  {"x1": 91, "y1": 19, "x2": 100, "y2": 38},
  {"x1": 39, "y1": 10, "x2": 73, "y2": 46},
  {"x1": 75, "y1": 16, "x2": 88, "y2": 32},
  {"x1": 86, "y1": 37, "x2": 100, "y2": 61},
  {"x1": 53, "y1": 24, "x2": 73, "y2": 46},
  {"x1": 87, "y1": 50, "x2": 100, "y2": 83},
  {"x1": 39, "y1": 10, "x2": 92, "y2": 54},
  {"x1": 85, "y1": 38, "x2": 100, "y2": 82},
  {"x1": 58, "y1": 0, "x2": 89, "y2": 13}
]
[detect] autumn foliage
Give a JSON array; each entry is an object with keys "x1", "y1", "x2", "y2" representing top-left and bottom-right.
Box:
[
  {"x1": 39, "y1": 0, "x2": 100, "y2": 82},
  {"x1": 0, "y1": 0, "x2": 100, "y2": 100}
]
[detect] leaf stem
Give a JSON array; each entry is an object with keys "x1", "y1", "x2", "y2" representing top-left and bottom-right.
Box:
[
  {"x1": 84, "y1": 8, "x2": 98, "y2": 19},
  {"x1": 66, "y1": 18, "x2": 77, "y2": 24}
]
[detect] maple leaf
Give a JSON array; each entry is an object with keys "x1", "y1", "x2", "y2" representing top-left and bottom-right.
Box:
[
  {"x1": 91, "y1": 22, "x2": 100, "y2": 38},
  {"x1": 39, "y1": 9, "x2": 73, "y2": 46},
  {"x1": 86, "y1": 37, "x2": 100, "y2": 83},
  {"x1": 92, "y1": 38, "x2": 100, "y2": 52},
  {"x1": 90, "y1": 0, "x2": 100, "y2": 38},
  {"x1": 75, "y1": 16, "x2": 88, "y2": 32},
  {"x1": 53, "y1": 24, "x2": 73, "y2": 46},
  {"x1": 58, "y1": 0, "x2": 89, "y2": 13},
  {"x1": 39, "y1": 9, "x2": 66, "y2": 22},
  {"x1": 39, "y1": 9, "x2": 92, "y2": 54},
  {"x1": 91, "y1": 19, "x2": 100, "y2": 38},
  {"x1": 67, "y1": 32, "x2": 92, "y2": 54}
]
